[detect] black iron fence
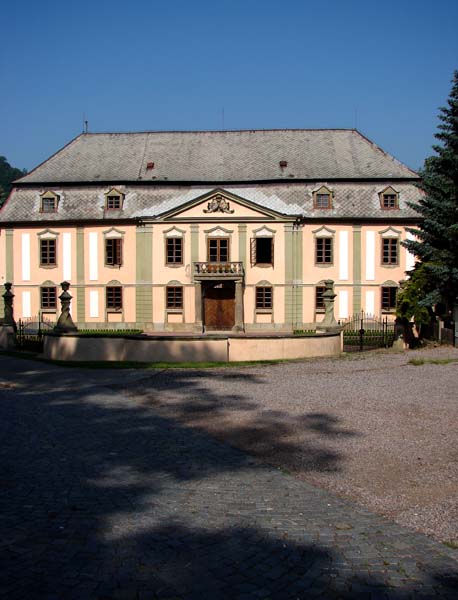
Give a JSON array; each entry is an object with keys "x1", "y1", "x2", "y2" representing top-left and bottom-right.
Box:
[
  {"x1": 341, "y1": 313, "x2": 396, "y2": 352},
  {"x1": 17, "y1": 315, "x2": 56, "y2": 351}
]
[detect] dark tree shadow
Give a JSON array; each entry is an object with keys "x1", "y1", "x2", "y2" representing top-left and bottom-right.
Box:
[{"x1": 0, "y1": 356, "x2": 457, "y2": 599}]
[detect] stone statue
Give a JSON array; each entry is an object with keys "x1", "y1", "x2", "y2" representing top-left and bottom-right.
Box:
[
  {"x1": 54, "y1": 281, "x2": 78, "y2": 333},
  {"x1": 2, "y1": 282, "x2": 16, "y2": 329},
  {"x1": 318, "y1": 279, "x2": 340, "y2": 331}
]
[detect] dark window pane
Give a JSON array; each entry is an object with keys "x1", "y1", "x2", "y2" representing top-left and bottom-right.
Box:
[
  {"x1": 40, "y1": 286, "x2": 57, "y2": 309},
  {"x1": 106, "y1": 195, "x2": 122, "y2": 210},
  {"x1": 166, "y1": 238, "x2": 183, "y2": 264},
  {"x1": 315, "y1": 193, "x2": 331, "y2": 209},
  {"x1": 255, "y1": 238, "x2": 273, "y2": 264},
  {"x1": 315, "y1": 286, "x2": 326, "y2": 310},
  {"x1": 381, "y1": 287, "x2": 397, "y2": 310},
  {"x1": 208, "y1": 238, "x2": 229, "y2": 262},
  {"x1": 106, "y1": 286, "x2": 123, "y2": 310},
  {"x1": 256, "y1": 286, "x2": 273, "y2": 309},
  {"x1": 316, "y1": 238, "x2": 332, "y2": 264},
  {"x1": 41, "y1": 197, "x2": 56, "y2": 212},
  {"x1": 166, "y1": 286, "x2": 183, "y2": 309},
  {"x1": 105, "y1": 238, "x2": 122, "y2": 266},
  {"x1": 40, "y1": 239, "x2": 56, "y2": 266},
  {"x1": 382, "y1": 238, "x2": 398, "y2": 265},
  {"x1": 382, "y1": 194, "x2": 397, "y2": 209}
]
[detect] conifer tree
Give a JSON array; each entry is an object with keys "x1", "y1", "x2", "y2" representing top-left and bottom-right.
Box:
[{"x1": 402, "y1": 70, "x2": 458, "y2": 312}]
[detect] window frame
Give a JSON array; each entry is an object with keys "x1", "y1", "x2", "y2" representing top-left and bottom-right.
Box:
[
  {"x1": 255, "y1": 286, "x2": 273, "y2": 310},
  {"x1": 313, "y1": 186, "x2": 333, "y2": 210},
  {"x1": 40, "y1": 238, "x2": 57, "y2": 267},
  {"x1": 315, "y1": 286, "x2": 326, "y2": 312},
  {"x1": 166, "y1": 237, "x2": 183, "y2": 266},
  {"x1": 250, "y1": 237, "x2": 274, "y2": 267},
  {"x1": 381, "y1": 286, "x2": 397, "y2": 312},
  {"x1": 166, "y1": 285, "x2": 184, "y2": 310},
  {"x1": 105, "y1": 237, "x2": 123, "y2": 267},
  {"x1": 104, "y1": 188, "x2": 124, "y2": 211},
  {"x1": 207, "y1": 237, "x2": 230, "y2": 263},
  {"x1": 379, "y1": 187, "x2": 399, "y2": 210},
  {"x1": 381, "y1": 237, "x2": 399, "y2": 266},
  {"x1": 40, "y1": 192, "x2": 58, "y2": 214},
  {"x1": 40, "y1": 286, "x2": 57, "y2": 311},
  {"x1": 106, "y1": 286, "x2": 123, "y2": 312},
  {"x1": 315, "y1": 237, "x2": 333, "y2": 265}
]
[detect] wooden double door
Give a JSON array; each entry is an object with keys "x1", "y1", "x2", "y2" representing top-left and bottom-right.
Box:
[{"x1": 203, "y1": 281, "x2": 235, "y2": 330}]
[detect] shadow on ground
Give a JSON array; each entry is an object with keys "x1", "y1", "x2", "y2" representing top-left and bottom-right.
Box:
[{"x1": 0, "y1": 356, "x2": 457, "y2": 599}]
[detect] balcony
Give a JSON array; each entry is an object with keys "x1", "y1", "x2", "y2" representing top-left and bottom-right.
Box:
[{"x1": 193, "y1": 261, "x2": 244, "y2": 278}]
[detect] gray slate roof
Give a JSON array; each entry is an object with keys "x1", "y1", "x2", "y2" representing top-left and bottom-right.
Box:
[
  {"x1": 17, "y1": 129, "x2": 418, "y2": 184},
  {"x1": 0, "y1": 182, "x2": 421, "y2": 223}
]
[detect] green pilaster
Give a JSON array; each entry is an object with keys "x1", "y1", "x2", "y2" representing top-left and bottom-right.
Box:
[
  {"x1": 76, "y1": 227, "x2": 85, "y2": 322},
  {"x1": 238, "y1": 224, "x2": 247, "y2": 268},
  {"x1": 190, "y1": 224, "x2": 199, "y2": 264},
  {"x1": 284, "y1": 223, "x2": 294, "y2": 326},
  {"x1": 353, "y1": 225, "x2": 362, "y2": 314},
  {"x1": 136, "y1": 224, "x2": 153, "y2": 324}
]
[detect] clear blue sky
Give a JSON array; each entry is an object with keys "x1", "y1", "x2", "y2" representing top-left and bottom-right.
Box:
[{"x1": 1, "y1": 0, "x2": 457, "y2": 172}]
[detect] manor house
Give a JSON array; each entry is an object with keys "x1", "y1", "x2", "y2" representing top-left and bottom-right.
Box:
[{"x1": 0, "y1": 129, "x2": 420, "y2": 332}]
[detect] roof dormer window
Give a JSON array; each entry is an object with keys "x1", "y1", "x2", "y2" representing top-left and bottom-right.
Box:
[
  {"x1": 313, "y1": 186, "x2": 333, "y2": 209},
  {"x1": 379, "y1": 187, "x2": 399, "y2": 210},
  {"x1": 105, "y1": 188, "x2": 124, "y2": 210},
  {"x1": 40, "y1": 191, "x2": 59, "y2": 213}
]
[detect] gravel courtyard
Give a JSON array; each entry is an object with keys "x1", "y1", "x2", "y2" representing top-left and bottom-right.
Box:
[{"x1": 124, "y1": 346, "x2": 458, "y2": 545}]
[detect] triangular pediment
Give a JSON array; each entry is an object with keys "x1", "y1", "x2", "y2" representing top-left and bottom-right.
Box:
[{"x1": 159, "y1": 188, "x2": 287, "y2": 221}]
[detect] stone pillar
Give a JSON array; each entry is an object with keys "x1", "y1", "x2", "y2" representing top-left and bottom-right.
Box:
[
  {"x1": 317, "y1": 280, "x2": 340, "y2": 332},
  {"x1": 234, "y1": 280, "x2": 244, "y2": 332},
  {"x1": 194, "y1": 280, "x2": 203, "y2": 333},
  {"x1": 2, "y1": 282, "x2": 16, "y2": 328},
  {"x1": 54, "y1": 281, "x2": 78, "y2": 333}
]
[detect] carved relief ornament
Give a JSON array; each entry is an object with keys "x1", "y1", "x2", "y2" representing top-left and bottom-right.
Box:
[{"x1": 203, "y1": 194, "x2": 234, "y2": 214}]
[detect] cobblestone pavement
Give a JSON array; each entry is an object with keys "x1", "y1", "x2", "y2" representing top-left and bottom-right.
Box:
[{"x1": 1, "y1": 355, "x2": 457, "y2": 600}]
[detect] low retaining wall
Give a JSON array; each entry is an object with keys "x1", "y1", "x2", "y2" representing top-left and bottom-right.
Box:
[{"x1": 43, "y1": 331, "x2": 341, "y2": 363}]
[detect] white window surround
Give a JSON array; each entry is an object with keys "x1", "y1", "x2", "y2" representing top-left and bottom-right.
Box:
[
  {"x1": 21, "y1": 233, "x2": 30, "y2": 281},
  {"x1": 89, "y1": 290, "x2": 99, "y2": 318},
  {"x1": 338, "y1": 290, "x2": 349, "y2": 319},
  {"x1": 338, "y1": 231, "x2": 349, "y2": 281},
  {"x1": 63, "y1": 232, "x2": 72, "y2": 281},
  {"x1": 365, "y1": 290, "x2": 375, "y2": 316},
  {"x1": 164, "y1": 227, "x2": 185, "y2": 238},
  {"x1": 312, "y1": 225, "x2": 335, "y2": 238},
  {"x1": 365, "y1": 231, "x2": 376, "y2": 281},
  {"x1": 253, "y1": 226, "x2": 275, "y2": 237},
  {"x1": 203, "y1": 226, "x2": 233, "y2": 237},
  {"x1": 405, "y1": 230, "x2": 416, "y2": 272},
  {"x1": 22, "y1": 291, "x2": 32, "y2": 318},
  {"x1": 89, "y1": 232, "x2": 98, "y2": 281},
  {"x1": 103, "y1": 227, "x2": 125, "y2": 239}
]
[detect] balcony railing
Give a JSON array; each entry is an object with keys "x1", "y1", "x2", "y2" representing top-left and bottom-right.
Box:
[{"x1": 194, "y1": 261, "x2": 244, "y2": 276}]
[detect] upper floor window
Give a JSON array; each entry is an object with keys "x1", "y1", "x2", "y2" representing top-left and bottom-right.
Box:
[
  {"x1": 313, "y1": 186, "x2": 333, "y2": 209},
  {"x1": 166, "y1": 238, "x2": 183, "y2": 265},
  {"x1": 381, "y1": 238, "x2": 398, "y2": 265},
  {"x1": 40, "y1": 286, "x2": 57, "y2": 310},
  {"x1": 105, "y1": 188, "x2": 124, "y2": 210},
  {"x1": 40, "y1": 191, "x2": 59, "y2": 213},
  {"x1": 379, "y1": 187, "x2": 399, "y2": 210},
  {"x1": 40, "y1": 239, "x2": 57, "y2": 267},
  {"x1": 316, "y1": 237, "x2": 333, "y2": 264},
  {"x1": 208, "y1": 237, "x2": 229, "y2": 262},
  {"x1": 250, "y1": 228, "x2": 274, "y2": 267},
  {"x1": 256, "y1": 286, "x2": 273, "y2": 310},
  {"x1": 106, "y1": 286, "x2": 122, "y2": 311},
  {"x1": 105, "y1": 238, "x2": 123, "y2": 266}
]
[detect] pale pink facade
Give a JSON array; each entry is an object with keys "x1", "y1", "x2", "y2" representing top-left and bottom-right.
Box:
[{"x1": 0, "y1": 130, "x2": 421, "y2": 331}]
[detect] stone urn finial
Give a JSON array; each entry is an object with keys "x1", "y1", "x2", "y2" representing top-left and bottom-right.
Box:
[
  {"x1": 54, "y1": 281, "x2": 78, "y2": 333},
  {"x1": 2, "y1": 282, "x2": 16, "y2": 328}
]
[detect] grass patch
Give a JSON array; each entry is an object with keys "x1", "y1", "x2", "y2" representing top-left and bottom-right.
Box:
[
  {"x1": 443, "y1": 540, "x2": 458, "y2": 550},
  {"x1": 409, "y1": 357, "x2": 458, "y2": 366}
]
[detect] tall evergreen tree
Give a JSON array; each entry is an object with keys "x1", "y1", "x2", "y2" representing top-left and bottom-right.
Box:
[{"x1": 402, "y1": 70, "x2": 458, "y2": 312}]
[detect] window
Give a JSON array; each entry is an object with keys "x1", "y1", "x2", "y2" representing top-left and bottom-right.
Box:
[
  {"x1": 40, "y1": 286, "x2": 57, "y2": 310},
  {"x1": 251, "y1": 237, "x2": 274, "y2": 266},
  {"x1": 105, "y1": 189, "x2": 124, "y2": 210},
  {"x1": 382, "y1": 238, "x2": 398, "y2": 265},
  {"x1": 380, "y1": 188, "x2": 399, "y2": 210},
  {"x1": 381, "y1": 287, "x2": 397, "y2": 311},
  {"x1": 166, "y1": 286, "x2": 183, "y2": 309},
  {"x1": 313, "y1": 186, "x2": 333, "y2": 209},
  {"x1": 315, "y1": 286, "x2": 326, "y2": 311},
  {"x1": 106, "y1": 286, "x2": 122, "y2": 311},
  {"x1": 256, "y1": 286, "x2": 273, "y2": 310},
  {"x1": 105, "y1": 238, "x2": 123, "y2": 266},
  {"x1": 40, "y1": 239, "x2": 57, "y2": 266},
  {"x1": 316, "y1": 237, "x2": 333, "y2": 264},
  {"x1": 208, "y1": 238, "x2": 229, "y2": 262},
  {"x1": 41, "y1": 194, "x2": 58, "y2": 213},
  {"x1": 166, "y1": 238, "x2": 183, "y2": 265}
]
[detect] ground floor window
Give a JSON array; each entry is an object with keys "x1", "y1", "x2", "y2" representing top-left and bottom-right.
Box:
[
  {"x1": 381, "y1": 286, "x2": 397, "y2": 311},
  {"x1": 315, "y1": 286, "x2": 326, "y2": 311},
  {"x1": 106, "y1": 286, "x2": 123, "y2": 311},
  {"x1": 166, "y1": 286, "x2": 183, "y2": 309},
  {"x1": 40, "y1": 286, "x2": 57, "y2": 310},
  {"x1": 256, "y1": 286, "x2": 273, "y2": 310}
]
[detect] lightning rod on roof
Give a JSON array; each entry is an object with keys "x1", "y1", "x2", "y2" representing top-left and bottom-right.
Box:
[{"x1": 84, "y1": 120, "x2": 89, "y2": 134}]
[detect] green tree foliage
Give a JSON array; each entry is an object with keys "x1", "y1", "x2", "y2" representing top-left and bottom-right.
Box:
[
  {"x1": 402, "y1": 70, "x2": 458, "y2": 312},
  {"x1": 396, "y1": 263, "x2": 435, "y2": 328},
  {"x1": 0, "y1": 156, "x2": 26, "y2": 206}
]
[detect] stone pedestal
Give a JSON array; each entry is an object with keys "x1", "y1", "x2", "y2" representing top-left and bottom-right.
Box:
[
  {"x1": 54, "y1": 281, "x2": 78, "y2": 333},
  {"x1": 316, "y1": 279, "x2": 342, "y2": 333}
]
